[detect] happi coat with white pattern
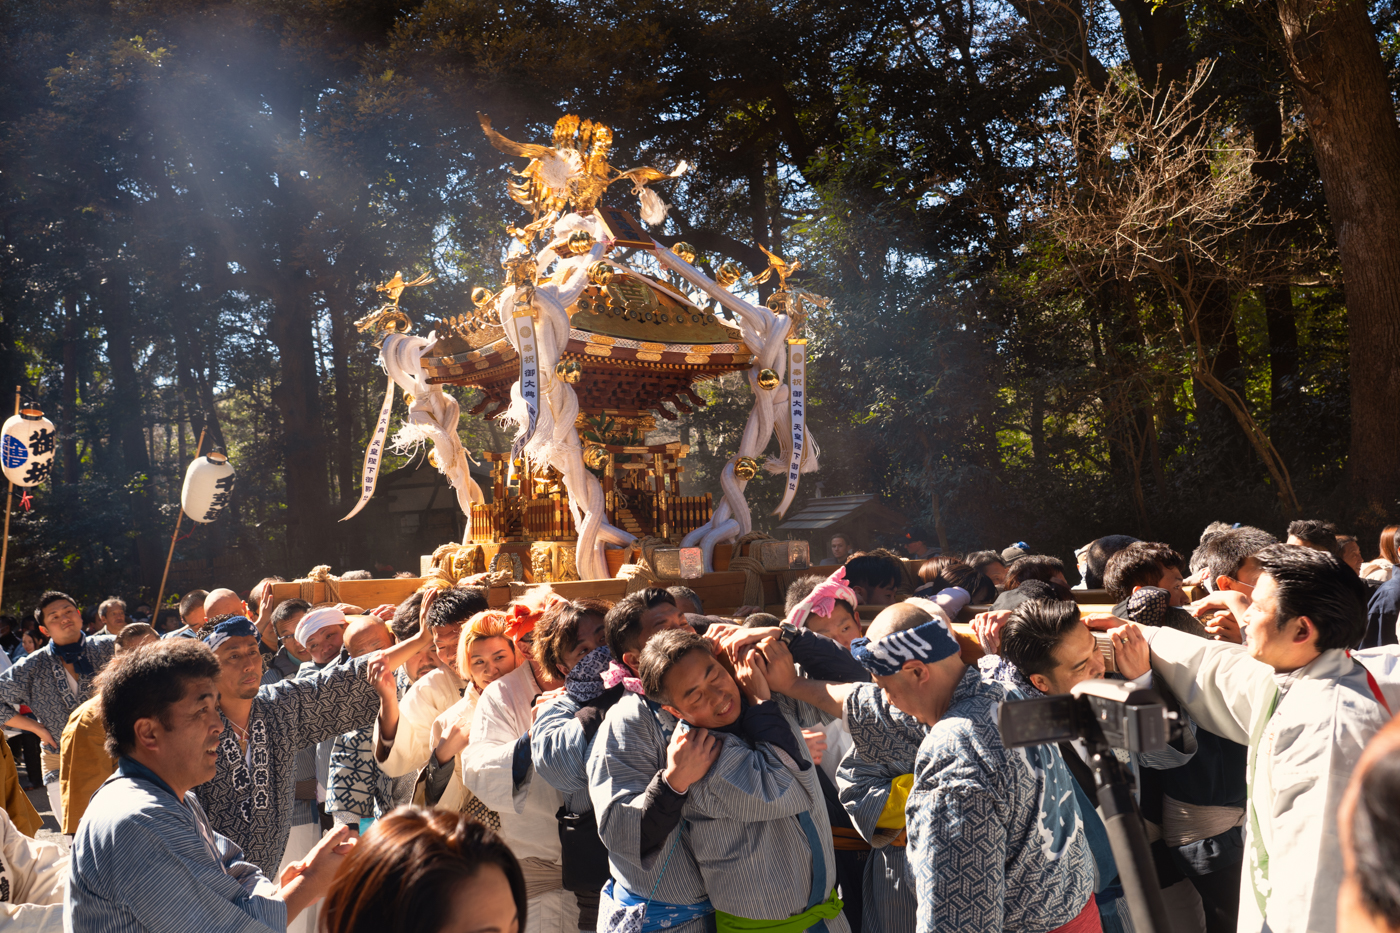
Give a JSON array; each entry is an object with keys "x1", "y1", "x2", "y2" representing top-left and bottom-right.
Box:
[
  {"x1": 906, "y1": 665, "x2": 1094, "y2": 933},
  {"x1": 197, "y1": 653, "x2": 379, "y2": 874},
  {"x1": 837, "y1": 682, "x2": 924, "y2": 933}
]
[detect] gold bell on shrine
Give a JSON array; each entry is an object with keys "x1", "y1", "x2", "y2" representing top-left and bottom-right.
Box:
[
  {"x1": 583, "y1": 444, "x2": 609, "y2": 469},
  {"x1": 555, "y1": 360, "x2": 584, "y2": 384},
  {"x1": 757, "y1": 369, "x2": 781, "y2": 390},
  {"x1": 716, "y1": 261, "x2": 743, "y2": 289},
  {"x1": 733, "y1": 456, "x2": 762, "y2": 480},
  {"x1": 587, "y1": 261, "x2": 614, "y2": 287},
  {"x1": 670, "y1": 242, "x2": 698, "y2": 264},
  {"x1": 568, "y1": 230, "x2": 596, "y2": 255}
]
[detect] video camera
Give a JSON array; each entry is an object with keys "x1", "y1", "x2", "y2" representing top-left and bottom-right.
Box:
[
  {"x1": 998, "y1": 678, "x2": 1180, "y2": 754},
  {"x1": 997, "y1": 679, "x2": 1184, "y2": 933}
]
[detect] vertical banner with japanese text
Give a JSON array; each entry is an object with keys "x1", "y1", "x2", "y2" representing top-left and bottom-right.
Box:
[
  {"x1": 340, "y1": 377, "x2": 395, "y2": 521},
  {"x1": 511, "y1": 307, "x2": 540, "y2": 463},
  {"x1": 775, "y1": 338, "x2": 807, "y2": 516}
]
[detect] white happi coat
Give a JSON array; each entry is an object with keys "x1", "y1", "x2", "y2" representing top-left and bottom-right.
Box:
[
  {"x1": 0, "y1": 807, "x2": 64, "y2": 931},
  {"x1": 462, "y1": 662, "x2": 578, "y2": 933},
  {"x1": 1143, "y1": 627, "x2": 1399, "y2": 933},
  {"x1": 374, "y1": 666, "x2": 465, "y2": 779}
]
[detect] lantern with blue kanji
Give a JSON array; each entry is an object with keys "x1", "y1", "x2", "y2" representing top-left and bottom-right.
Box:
[{"x1": 0, "y1": 410, "x2": 57, "y2": 487}]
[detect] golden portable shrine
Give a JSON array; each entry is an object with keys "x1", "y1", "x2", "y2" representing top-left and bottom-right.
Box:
[{"x1": 354, "y1": 112, "x2": 827, "y2": 585}]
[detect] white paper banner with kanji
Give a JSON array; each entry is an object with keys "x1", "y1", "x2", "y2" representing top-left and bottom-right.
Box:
[
  {"x1": 776, "y1": 338, "x2": 807, "y2": 517},
  {"x1": 340, "y1": 377, "x2": 395, "y2": 521},
  {"x1": 511, "y1": 310, "x2": 540, "y2": 462}
]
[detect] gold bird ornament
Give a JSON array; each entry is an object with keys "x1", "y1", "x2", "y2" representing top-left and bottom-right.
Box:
[
  {"x1": 750, "y1": 244, "x2": 801, "y2": 291},
  {"x1": 375, "y1": 271, "x2": 436, "y2": 307},
  {"x1": 479, "y1": 112, "x2": 687, "y2": 222}
]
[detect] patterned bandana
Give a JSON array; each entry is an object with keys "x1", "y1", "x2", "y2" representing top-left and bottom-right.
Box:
[
  {"x1": 294, "y1": 606, "x2": 346, "y2": 648},
  {"x1": 784, "y1": 566, "x2": 860, "y2": 629},
  {"x1": 51, "y1": 633, "x2": 94, "y2": 677},
  {"x1": 203, "y1": 615, "x2": 259, "y2": 651},
  {"x1": 565, "y1": 645, "x2": 614, "y2": 703},
  {"x1": 850, "y1": 615, "x2": 961, "y2": 677},
  {"x1": 1122, "y1": 586, "x2": 1169, "y2": 627},
  {"x1": 603, "y1": 660, "x2": 645, "y2": 697}
]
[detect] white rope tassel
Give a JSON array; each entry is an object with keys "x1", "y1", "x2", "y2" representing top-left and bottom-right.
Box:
[
  {"x1": 496, "y1": 213, "x2": 637, "y2": 579},
  {"x1": 380, "y1": 333, "x2": 485, "y2": 514},
  {"x1": 652, "y1": 245, "x2": 820, "y2": 571}
]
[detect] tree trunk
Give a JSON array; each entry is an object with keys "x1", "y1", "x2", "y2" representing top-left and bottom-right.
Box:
[
  {"x1": 268, "y1": 285, "x2": 331, "y2": 565},
  {"x1": 1277, "y1": 0, "x2": 1400, "y2": 517},
  {"x1": 1029, "y1": 382, "x2": 1046, "y2": 471},
  {"x1": 1247, "y1": 77, "x2": 1301, "y2": 449},
  {"x1": 98, "y1": 272, "x2": 152, "y2": 477},
  {"x1": 1263, "y1": 285, "x2": 1299, "y2": 434},
  {"x1": 328, "y1": 291, "x2": 358, "y2": 511},
  {"x1": 60, "y1": 294, "x2": 81, "y2": 483}
]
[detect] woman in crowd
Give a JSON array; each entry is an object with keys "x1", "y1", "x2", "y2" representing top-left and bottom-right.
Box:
[
  {"x1": 321, "y1": 807, "x2": 527, "y2": 933},
  {"x1": 913, "y1": 557, "x2": 996, "y2": 606},
  {"x1": 1362, "y1": 525, "x2": 1399, "y2": 582},
  {"x1": 425, "y1": 610, "x2": 524, "y2": 819},
  {"x1": 462, "y1": 594, "x2": 578, "y2": 933}
]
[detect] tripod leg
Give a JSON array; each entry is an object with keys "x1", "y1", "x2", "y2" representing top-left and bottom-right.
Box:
[{"x1": 1099, "y1": 780, "x2": 1175, "y2": 933}]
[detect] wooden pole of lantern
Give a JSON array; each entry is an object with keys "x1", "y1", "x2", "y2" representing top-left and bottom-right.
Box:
[
  {"x1": 0, "y1": 387, "x2": 21, "y2": 610},
  {"x1": 155, "y1": 427, "x2": 206, "y2": 616}
]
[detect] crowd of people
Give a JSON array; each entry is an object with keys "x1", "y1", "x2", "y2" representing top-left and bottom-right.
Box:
[{"x1": 0, "y1": 519, "x2": 1399, "y2": 932}]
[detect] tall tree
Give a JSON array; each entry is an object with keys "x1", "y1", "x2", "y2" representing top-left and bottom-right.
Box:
[{"x1": 1272, "y1": 0, "x2": 1400, "y2": 517}]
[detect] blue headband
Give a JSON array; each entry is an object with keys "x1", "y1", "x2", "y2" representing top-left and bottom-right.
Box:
[
  {"x1": 850, "y1": 616, "x2": 961, "y2": 676},
  {"x1": 203, "y1": 615, "x2": 258, "y2": 651}
]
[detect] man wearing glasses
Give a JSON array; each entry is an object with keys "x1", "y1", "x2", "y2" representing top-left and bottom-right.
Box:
[{"x1": 261, "y1": 599, "x2": 312, "y2": 685}]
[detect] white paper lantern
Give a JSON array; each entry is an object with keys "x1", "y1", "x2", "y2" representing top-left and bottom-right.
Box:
[
  {"x1": 0, "y1": 410, "x2": 57, "y2": 487},
  {"x1": 182, "y1": 452, "x2": 236, "y2": 523}
]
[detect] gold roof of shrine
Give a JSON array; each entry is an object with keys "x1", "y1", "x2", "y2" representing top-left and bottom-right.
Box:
[{"x1": 423, "y1": 267, "x2": 753, "y2": 420}]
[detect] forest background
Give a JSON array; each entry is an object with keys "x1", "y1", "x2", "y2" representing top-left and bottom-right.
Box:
[{"x1": 3, "y1": 0, "x2": 1400, "y2": 610}]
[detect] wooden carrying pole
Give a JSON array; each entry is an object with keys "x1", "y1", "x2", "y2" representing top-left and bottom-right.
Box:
[
  {"x1": 155, "y1": 427, "x2": 206, "y2": 615},
  {"x1": 0, "y1": 387, "x2": 20, "y2": 610}
]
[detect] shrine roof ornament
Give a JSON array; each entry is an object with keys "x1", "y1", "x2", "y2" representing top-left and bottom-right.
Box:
[{"x1": 348, "y1": 111, "x2": 827, "y2": 580}]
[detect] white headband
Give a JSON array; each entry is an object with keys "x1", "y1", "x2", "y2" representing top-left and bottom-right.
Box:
[{"x1": 294, "y1": 606, "x2": 346, "y2": 647}]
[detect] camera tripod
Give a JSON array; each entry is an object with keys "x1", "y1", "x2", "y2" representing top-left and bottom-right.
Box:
[{"x1": 1084, "y1": 739, "x2": 1175, "y2": 933}]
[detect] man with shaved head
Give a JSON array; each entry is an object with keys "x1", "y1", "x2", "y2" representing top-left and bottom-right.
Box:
[
  {"x1": 165, "y1": 587, "x2": 246, "y2": 642},
  {"x1": 849, "y1": 601, "x2": 1096, "y2": 933},
  {"x1": 204, "y1": 588, "x2": 248, "y2": 621},
  {"x1": 326, "y1": 616, "x2": 416, "y2": 835}
]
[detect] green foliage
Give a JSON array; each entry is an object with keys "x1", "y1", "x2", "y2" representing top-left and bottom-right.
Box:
[{"x1": 0, "y1": 0, "x2": 1382, "y2": 616}]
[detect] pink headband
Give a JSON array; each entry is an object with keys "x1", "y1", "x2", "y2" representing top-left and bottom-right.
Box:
[{"x1": 784, "y1": 566, "x2": 860, "y2": 629}]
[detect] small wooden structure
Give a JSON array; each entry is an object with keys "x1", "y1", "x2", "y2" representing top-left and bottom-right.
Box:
[{"x1": 774, "y1": 494, "x2": 912, "y2": 558}]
